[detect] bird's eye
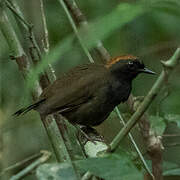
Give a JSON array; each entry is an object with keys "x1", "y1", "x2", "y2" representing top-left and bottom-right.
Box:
[{"x1": 128, "y1": 61, "x2": 134, "y2": 68}]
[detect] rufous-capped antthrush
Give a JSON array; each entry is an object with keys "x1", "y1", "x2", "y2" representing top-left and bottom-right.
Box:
[{"x1": 14, "y1": 55, "x2": 155, "y2": 128}]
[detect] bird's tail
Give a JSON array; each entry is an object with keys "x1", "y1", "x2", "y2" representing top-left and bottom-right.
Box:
[{"x1": 13, "y1": 99, "x2": 46, "y2": 116}]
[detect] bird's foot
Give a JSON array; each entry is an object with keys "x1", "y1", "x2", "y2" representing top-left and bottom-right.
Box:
[{"x1": 75, "y1": 125, "x2": 105, "y2": 145}]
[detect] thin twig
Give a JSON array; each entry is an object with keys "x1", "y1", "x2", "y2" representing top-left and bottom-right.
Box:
[
  {"x1": 164, "y1": 143, "x2": 180, "y2": 147},
  {"x1": 6, "y1": 0, "x2": 32, "y2": 28},
  {"x1": 163, "y1": 134, "x2": 180, "y2": 137},
  {"x1": 10, "y1": 150, "x2": 51, "y2": 180},
  {"x1": 39, "y1": 0, "x2": 56, "y2": 82},
  {"x1": 6, "y1": 0, "x2": 42, "y2": 60},
  {"x1": 39, "y1": 0, "x2": 49, "y2": 53},
  {"x1": 127, "y1": 95, "x2": 163, "y2": 180},
  {"x1": 6, "y1": 0, "x2": 51, "y2": 88},
  {"x1": 115, "y1": 107, "x2": 154, "y2": 179},
  {"x1": 0, "y1": 152, "x2": 42, "y2": 176},
  {"x1": 63, "y1": 0, "x2": 111, "y2": 62},
  {"x1": 81, "y1": 171, "x2": 93, "y2": 180},
  {"x1": 58, "y1": 0, "x2": 94, "y2": 63}
]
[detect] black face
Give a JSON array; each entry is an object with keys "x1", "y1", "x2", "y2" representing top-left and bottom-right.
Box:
[
  {"x1": 123, "y1": 60, "x2": 155, "y2": 75},
  {"x1": 109, "y1": 59, "x2": 155, "y2": 80},
  {"x1": 126, "y1": 60, "x2": 145, "y2": 72}
]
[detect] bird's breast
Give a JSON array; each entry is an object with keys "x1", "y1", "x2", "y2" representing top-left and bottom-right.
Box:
[
  {"x1": 61, "y1": 78, "x2": 132, "y2": 127},
  {"x1": 106, "y1": 79, "x2": 132, "y2": 105}
]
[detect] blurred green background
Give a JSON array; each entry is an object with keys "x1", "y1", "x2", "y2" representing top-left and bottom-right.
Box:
[{"x1": 1, "y1": 0, "x2": 180, "y2": 179}]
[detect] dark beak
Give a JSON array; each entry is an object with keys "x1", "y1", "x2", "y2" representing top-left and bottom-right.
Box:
[{"x1": 138, "y1": 68, "x2": 156, "y2": 75}]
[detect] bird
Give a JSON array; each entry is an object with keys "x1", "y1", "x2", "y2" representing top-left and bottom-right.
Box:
[{"x1": 14, "y1": 55, "x2": 155, "y2": 129}]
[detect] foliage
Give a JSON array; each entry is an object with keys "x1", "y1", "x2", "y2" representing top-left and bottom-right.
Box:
[
  {"x1": 149, "y1": 115, "x2": 166, "y2": 135},
  {"x1": 36, "y1": 152, "x2": 143, "y2": 180},
  {"x1": 165, "y1": 114, "x2": 180, "y2": 128},
  {"x1": 1, "y1": 0, "x2": 180, "y2": 180}
]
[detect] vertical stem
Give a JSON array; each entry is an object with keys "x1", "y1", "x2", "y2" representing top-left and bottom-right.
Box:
[
  {"x1": 39, "y1": 0, "x2": 56, "y2": 82},
  {"x1": 1, "y1": 2, "x2": 86, "y2": 178},
  {"x1": 0, "y1": 3, "x2": 79, "y2": 178},
  {"x1": 63, "y1": 0, "x2": 111, "y2": 62},
  {"x1": 58, "y1": 0, "x2": 94, "y2": 63},
  {"x1": 39, "y1": 0, "x2": 49, "y2": 53}
]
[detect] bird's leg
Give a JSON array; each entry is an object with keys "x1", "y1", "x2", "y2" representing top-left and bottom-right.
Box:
[
  {"x1": 75, "y1": 125, "x2": 96, "y2": 144},
  {"x1": 80, "y1": 125, "x2": 104, "y2": 140},
  {"x1": 75, "y1": 125, "x2": 105, "y2": 145}
]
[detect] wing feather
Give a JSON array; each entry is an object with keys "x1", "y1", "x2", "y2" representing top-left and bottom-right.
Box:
[{"x1": 37, "y1": 64, "x2": 108, "y2": 115}]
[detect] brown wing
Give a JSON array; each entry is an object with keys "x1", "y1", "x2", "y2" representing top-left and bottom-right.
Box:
[{"x1": 38, "y1": 63, "x2": 108, "y2": 115}]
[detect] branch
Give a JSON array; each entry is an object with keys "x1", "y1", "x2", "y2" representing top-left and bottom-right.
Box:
[
  {"x1": 0, "y1": 152, "x2": 41, "y2": 176},
  {"x1": 127, "y1": 96, "x2": 163, "y2": 180},
  {"x1": 10, "y1": 150, "x2": 51, "y2": 180},
  {"x1": 110, "y1": 48, "x2": 180, "y2": 152},
  {"x1": 6, "y1": 0, "x2": 41, "y2": 61},
  {"x1": 62, "y1": 0, "x2": 111, "y2": 62},
  {"x1": 81, "y1": 171, "x2": 93, "y2": 180},
  {"x1": 39, "y1": 0, "x2": 56, "y2": 82},
  {"x1": 0, "y1": 1, "x2": 41, "y2": 99},
  {"x1": 0, "y1": 4, "x2": 83, "y2": 179},
  {"x1": 39, "y1": 0, "x2": 49, "y2": 53},
  {"x1": 58, "y1": 0, "x2": 94, "y2": 63},
  {"x1": 6, "y1": 0, "x2": 53, "y2": 88},
  {"x1": 114, "y1": 107, "x2": 153, "y2": 179}
]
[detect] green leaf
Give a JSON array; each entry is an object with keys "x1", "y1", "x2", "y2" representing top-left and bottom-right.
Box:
[
  {"x1": 36, "y1": 152, "x2": 143, "y2": 180},
  {"x1": 165, "y1": 114, "x2": 180, "y2": 128},
  {"x1": 163, "y1": 168, "x2": 180, "y2": 176},
  {"x1": 36, "y1": 163, "x2": 77, "y2": 180},
  {"x1": 75, "y1": 153, "x2": 143, "y2": 180},
  {"x1": 83, "y1": 2, "x2": 144, "y2": 49},
  {"x1": 163, "y1": 161, "x2": 179, "y2": 171},
  {"x1": 150, "y1": 0, "x2": 180, "y2": 16},
  {"x1": 149, "y1": 115, "x2": 166, "y2": 135}
]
